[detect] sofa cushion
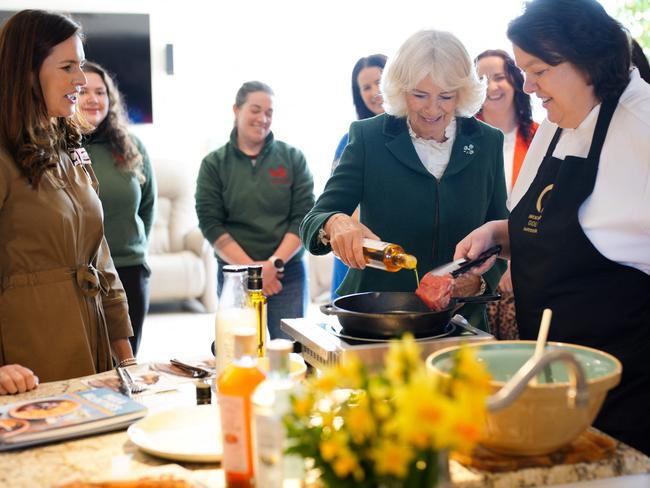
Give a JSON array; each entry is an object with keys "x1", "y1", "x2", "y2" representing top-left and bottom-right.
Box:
[
  {"x1": 148, "y1": 158, "x2": 198, "y2": 255},
  {"x1": 148, "y1": 251, "x2": 207, "y2": 301}
]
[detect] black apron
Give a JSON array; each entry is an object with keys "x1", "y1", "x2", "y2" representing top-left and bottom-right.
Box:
[{"x1": 509, "y1": 94, "x2": 650, "y2": 455}]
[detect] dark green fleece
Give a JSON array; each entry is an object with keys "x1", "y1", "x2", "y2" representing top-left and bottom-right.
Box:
[
  {"x1": 85, "y1": 134, "x2": 156, "y2": 268},
  {"x1": 196, "y1": 129, "x2": 314, "y2": 261}
]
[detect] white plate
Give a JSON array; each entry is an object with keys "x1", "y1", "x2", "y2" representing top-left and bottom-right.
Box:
[{"x1": 127, "y1": 404, "x2": 222, "y2": 463}]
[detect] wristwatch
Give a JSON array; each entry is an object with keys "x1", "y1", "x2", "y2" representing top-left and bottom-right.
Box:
[{"x1": 269, "y1": 255, "x2": 285, "y2": 273}]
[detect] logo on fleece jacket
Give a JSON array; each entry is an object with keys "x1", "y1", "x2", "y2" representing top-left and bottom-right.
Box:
[{"x1": 268, "y1": 164, "x2": 290, "y2": 184}]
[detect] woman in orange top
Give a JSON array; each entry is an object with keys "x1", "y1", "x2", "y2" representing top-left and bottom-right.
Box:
[{"x1": 476, "y1": 49, "x2": 538, "y2": 339}]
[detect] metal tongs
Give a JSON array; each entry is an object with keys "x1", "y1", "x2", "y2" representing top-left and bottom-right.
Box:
[
  {"x1": 115, "y1": 366, "x2": 146, "y2": 396},
  {"x1": 170, "y1": 359, "x2": 210, "y2": 378},
  {"x1": 429, "y1": 245, "x2": 502, "y2": 277}
]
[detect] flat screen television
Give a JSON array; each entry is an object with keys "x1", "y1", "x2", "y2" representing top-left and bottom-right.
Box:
[{"x1": 0, "y1": 11, "x2": 153, "y2": 124}]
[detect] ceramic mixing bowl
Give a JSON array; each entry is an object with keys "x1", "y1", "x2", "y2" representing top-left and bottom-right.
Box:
[{"x1": 426, "y1": 341, "x2": 622, "y2": 456}]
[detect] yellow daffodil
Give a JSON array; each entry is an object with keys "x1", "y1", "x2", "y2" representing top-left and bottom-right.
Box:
[
  {"x1": 286, "y1": 337, "x2": 491, "y2": 485},
  {"x1": 331, "y1": 447, "x2": 360, "y2": 478},
  {"x1": 344, "y1": 396, "x2": 375, "y2": 444},
  {"x1": 372, "y1": 439, "x2": 413, "y2": 478}
]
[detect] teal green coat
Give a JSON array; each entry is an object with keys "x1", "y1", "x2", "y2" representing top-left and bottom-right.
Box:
[{"x1": 299, "y1": 114, "x2": 508, "y2": 330}]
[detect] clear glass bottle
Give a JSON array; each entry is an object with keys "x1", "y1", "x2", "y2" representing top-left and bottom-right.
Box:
[
  {"x1": 247, "y1": 265, "x2": 268, "y2": 357},
  {"x1": 252, "y1": 339, "x2": 304, "y2": 487},
  {"x1": 362, "y1": 238, "x2": 418, "y2": 272},
  {"x1": 218, "y1": 328, "x2": 266, "y2": 488},
  {"x1": 215, "y1": 265, "x2": 257, "y2": 375}
]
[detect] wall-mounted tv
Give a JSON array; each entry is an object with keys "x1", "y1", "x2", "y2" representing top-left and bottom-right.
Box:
[{"x1": 0, "y1": 11, "x2": 153, "y2": 124}]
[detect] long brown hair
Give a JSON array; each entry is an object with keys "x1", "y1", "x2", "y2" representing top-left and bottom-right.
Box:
[
  {"x1": 0, "y1": 10, "x2": 88, "y2": 187},
  {"x1": 82, "y1": 61, "x2": 144, "y2": 183},
  {"x1": 476, "y1": 49, "x2": 535, "y2": 144}
]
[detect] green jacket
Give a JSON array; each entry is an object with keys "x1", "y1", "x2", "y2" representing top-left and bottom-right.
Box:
[
  {"x1": 85, "y1": 135, "x2": 156, "y2": 268},
  {"x1": 196, "y1": 129, "x2": 315, "y2": 261},
  {"x1": 299, "y1": 114, "x2": 508, "y2": 330}
]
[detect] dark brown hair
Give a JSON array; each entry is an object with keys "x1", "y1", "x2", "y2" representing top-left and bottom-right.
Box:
[
  {"x1": 82, "y1": 61, "x2": 144, "y2": 183},
  {"x1": 0, "y1": 10, "x2": 87, "y2": 187},
  {"x1": 351, "y1": 54, "x2": 388, "y2": 120},
  {"x1": 476, "y1": 49, "x2": 535, "y2": 144},
  {"x1": 507, "y1": 0, "x2": 630, "y2": 102}
]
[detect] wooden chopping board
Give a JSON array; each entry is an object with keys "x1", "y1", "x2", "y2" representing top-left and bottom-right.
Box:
[{"x1": 452, "y1": 429, "x2": 616, "y2": 472}]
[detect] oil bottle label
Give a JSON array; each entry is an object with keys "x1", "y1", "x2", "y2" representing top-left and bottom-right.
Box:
[
  {"x1": 255, "y1": 415, "x2": 284, "y2": 485},
  {"x1": 219, "y1": 395, "x2": 249, "y2": 473}
]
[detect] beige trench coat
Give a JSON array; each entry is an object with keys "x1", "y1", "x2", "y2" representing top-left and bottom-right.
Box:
[{"x1": 0, "y1": 146, "x2": 132, "y2": 382}]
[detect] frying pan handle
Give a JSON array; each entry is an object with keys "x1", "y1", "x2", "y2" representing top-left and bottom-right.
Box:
[
  {"x1": 320, "y1": 303, "x2": 335, "y2": 315},
  {"x1": 455, "y1": 292, "x2": 501, "y2": 304},
  {"x1": 320, "y1": 303, "x2": 356, "y2": 317}
]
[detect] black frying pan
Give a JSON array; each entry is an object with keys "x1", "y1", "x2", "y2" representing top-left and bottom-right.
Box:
[{"x1": 320, "y1": 291, "x2": 500, "y2": 338}]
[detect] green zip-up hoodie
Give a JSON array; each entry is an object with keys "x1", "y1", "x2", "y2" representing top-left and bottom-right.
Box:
[
  {"x1": 196, "y1": 129, "x2": 314, "y2": 262},
  {"x1": 85, "y1": 134, "x2": 156, "y2": 268}
]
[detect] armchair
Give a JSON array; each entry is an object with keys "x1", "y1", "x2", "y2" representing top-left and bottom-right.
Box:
[{"x1": 147, "y1": 157, "x2": 217, "y2": 312}]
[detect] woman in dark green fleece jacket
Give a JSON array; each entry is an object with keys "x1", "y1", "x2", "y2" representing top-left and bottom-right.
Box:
[
  {"x1": 80, "y1": 62, "x2": 157, "y2": 355},
  {"x1": 196, "y1": 81, "x2": 315, "y2": 340},
  {"x1": 299, "y1": 30, "x2": 508, "y2": 331}
]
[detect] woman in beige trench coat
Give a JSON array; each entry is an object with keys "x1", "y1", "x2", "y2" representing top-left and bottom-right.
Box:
[{"x1": 0, "y1": 10, "x2": 134, "y2": 394}]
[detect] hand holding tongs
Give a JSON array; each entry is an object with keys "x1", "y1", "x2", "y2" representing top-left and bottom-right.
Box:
[
  {"x1": 429, "y1": 245, "x2": 502, "y2": 277},
  {"x1": 170, "y1": 359, "x2": 211, "y2": 378}
]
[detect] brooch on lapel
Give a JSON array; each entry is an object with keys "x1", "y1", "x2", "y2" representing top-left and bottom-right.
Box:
[{"x1": 463, "y1": 144, "x2": 475, "y2": 155}]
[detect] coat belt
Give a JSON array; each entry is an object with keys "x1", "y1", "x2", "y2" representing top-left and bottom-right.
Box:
[{"x1": 2, "y1": 265, "x2": 110, "y2": 296}]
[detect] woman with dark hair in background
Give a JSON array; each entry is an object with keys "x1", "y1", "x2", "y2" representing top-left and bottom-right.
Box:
[
  {"x1": 0, "y1": 10, "x2": 134, "y2": 393},
  {"x1": 196, "y1": 81, "x2": 315, "y2": 340},
  {"x1": 456, "y1": 0, "x2": 650, "y2": 454},
  {"x1": 79, "y1": 62, "x2": 156, "y2": 356},
  {"x1": 330, "y1": 54, "x2": 388, "y2": 299},
  {"x1": 475, "y1": 49, "x2": 539, "y2": 339},
  {"x1": 630, "y1": 37, "x2": 650, "y2": 83}
]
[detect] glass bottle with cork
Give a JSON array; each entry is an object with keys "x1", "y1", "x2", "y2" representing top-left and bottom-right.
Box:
[
  {"x1": 247, "y1": 265, "x2": 268, "y2": 357},
  {"x1": 252, "y1": 339, "x2": 304, "y2": 487},
  {"x1": 215, "y1": 265, "x2": 257, "y2": 375},
  {"x1": 217, "y1": 327, "x2": 266, "y2": 488}
]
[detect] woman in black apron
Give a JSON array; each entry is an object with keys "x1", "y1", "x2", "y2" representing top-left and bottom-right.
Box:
[{"x1": 455, "y1": 0, "x2": 650, "y2": 455}]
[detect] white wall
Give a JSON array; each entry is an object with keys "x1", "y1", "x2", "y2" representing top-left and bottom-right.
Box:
[{"x1": 1, "y1": 0, "x2": 622, "y2": 194}]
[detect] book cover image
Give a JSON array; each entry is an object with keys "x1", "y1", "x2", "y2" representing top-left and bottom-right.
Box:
[{"x1": 0, "y1": 388, "x2": 147, "y2": 450}]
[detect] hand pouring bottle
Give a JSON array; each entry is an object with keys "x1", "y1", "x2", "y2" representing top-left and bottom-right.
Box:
[
  {"x1": 362, "y1": 238, "x2": 417, "y2": 272},
  {"x1": 218, "y1": 328, "x2": 265, "y2": 488}
]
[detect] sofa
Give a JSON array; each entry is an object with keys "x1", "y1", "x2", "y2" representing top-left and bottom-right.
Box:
[{"x1": 147, "y1": 157, "x2": 217, "y2": 312}]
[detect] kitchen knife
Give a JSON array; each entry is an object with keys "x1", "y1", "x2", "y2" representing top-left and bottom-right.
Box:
[
  {"x1": 170, "y1": 358, "x2": 211, "y2": 378},
  {"x1": 428, "y1": 245, "x2": 502, "y2": 277}
]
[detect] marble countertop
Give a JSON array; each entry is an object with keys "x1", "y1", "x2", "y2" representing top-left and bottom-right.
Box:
[{"x1": 1, "y1": 369, "x2": 649, "y2": 488}]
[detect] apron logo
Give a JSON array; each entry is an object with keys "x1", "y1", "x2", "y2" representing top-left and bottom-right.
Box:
[
  {"x1": 536, "y1": 184, "x2": 554, "y2": 213},
  {"x1": 524, "y1": 184, "x2": 554, "y2": 234}
]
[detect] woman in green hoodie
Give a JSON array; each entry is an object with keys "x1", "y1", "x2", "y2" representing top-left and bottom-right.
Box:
[{"x1": 79, "y1": 62, "x2": 156, "y2": 356}]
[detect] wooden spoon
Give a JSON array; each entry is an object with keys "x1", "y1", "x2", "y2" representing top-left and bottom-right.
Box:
[{"x1": 532, "y1": 308, "x2": 553, "y2": 385}]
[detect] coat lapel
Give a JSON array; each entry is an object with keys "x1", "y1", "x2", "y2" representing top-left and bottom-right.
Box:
[
  {"x1": 444, "y1": 117, "x2": 484, "y2": 178},
  {"x1": 383, "y1": 116, "x2": 432, "y2": 177},
  {"x1": 382, "y1": 115, "x2": 486, "y2": 178}
]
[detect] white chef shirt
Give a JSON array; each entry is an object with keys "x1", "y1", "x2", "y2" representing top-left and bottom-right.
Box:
[
  {"x1": 509, "y1": 68, "x2": 650, "y2": 275},
  {"x1": 408, "y1": 118, "x2": 457, "y2": 180},
  {"x1": 502, "y1": 128, "x2": 517, "y2": 195}
]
